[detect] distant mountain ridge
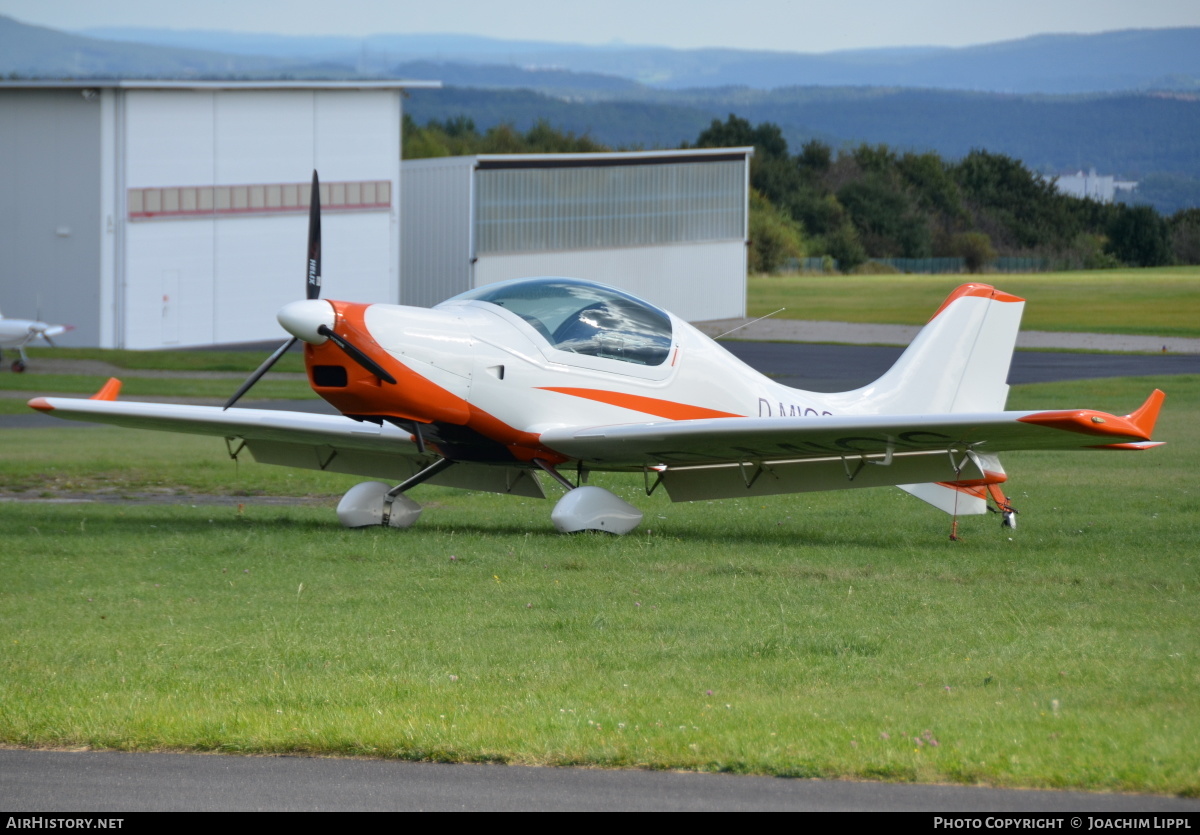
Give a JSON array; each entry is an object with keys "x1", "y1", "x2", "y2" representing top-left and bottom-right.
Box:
[
  {"x1": 75, "y1": 23, "x2": 1200, "y2": 94},
  {"x1": 0, "y1": 16, "x2": 291, "y2": 77}
]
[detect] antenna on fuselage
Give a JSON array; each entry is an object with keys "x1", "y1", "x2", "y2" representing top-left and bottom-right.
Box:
[{"x1": 712, "y1": 308, "x2": 786, "y2": 340}]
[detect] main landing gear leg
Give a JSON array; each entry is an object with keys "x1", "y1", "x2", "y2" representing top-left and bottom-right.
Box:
[
  {"x1": 6, "y1": 347, "x2": 27, "y2": 373},
  {"x1": 534, "y1": 459, "x2": 644, "y2": 535},
  {"x1": 336, "y1": 458, "x2": 455, "y2": 529},
  {"x1": 987, "y1": 484, "x2": 1019, "y2": 530}
]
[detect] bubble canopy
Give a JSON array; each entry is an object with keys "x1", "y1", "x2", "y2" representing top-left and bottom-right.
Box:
[{"x1": 445, "y1": 278, "x2": 674, "y2": 366}]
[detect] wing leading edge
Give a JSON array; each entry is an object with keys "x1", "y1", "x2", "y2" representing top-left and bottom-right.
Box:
[
  {"x1": 27, "y1": 385, "x2": 544, "y2": 499},
  {"x1": 27, "y1": 381, "x2": 1163, "y2": 508}
]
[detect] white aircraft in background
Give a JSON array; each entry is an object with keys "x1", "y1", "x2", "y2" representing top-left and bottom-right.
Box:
[
  {"x1": 28, "y1": 174, "x2": 1164, "y2": 536},
  {"x1": 0, "y1": 310, "x2": 72, "y2": 372}
]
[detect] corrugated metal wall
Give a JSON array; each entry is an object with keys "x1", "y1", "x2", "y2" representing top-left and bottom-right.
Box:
[
  {"x1": 0, "y1": 89, "x2": 103, "y2": 345},
  {"x1": 401, "y1": 152, "x2": 750, "y2": 318},
  {"x1": 400, "y1": 158, "x2": 473, "y2": 308},
  {"x1": 474, "y1": 160, "x2": 745, "y2": 254}
]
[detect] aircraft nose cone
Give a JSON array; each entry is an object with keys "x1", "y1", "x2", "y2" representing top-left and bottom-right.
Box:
[{"x1": 277, "y1": 299, "x2": 335, "y2": 344}]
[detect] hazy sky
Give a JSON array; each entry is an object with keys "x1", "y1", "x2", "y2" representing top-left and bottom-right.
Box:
[{"x1": 3, "y1": 0, "x2": 1198, "y2": 53}]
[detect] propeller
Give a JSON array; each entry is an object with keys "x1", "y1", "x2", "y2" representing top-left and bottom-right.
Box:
[
  {"x1": 31, "y1": 322, "x2": 71, "y2": 348},
  {"x1": 223, "y1": 171, "x2": 393, "y2": 410}
]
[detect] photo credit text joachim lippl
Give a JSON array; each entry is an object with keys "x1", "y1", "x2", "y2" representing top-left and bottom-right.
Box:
[{"x1": 934, "y1": 819, "x2": 1192, "y2": 830}]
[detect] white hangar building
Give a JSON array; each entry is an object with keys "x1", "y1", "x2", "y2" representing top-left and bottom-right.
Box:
[
  {"x1": 400, "y1": 148, "x2": 753, "y2": 322},
  {"x1": 0, "y1": 79, "x2": 435, "y2": 349}
]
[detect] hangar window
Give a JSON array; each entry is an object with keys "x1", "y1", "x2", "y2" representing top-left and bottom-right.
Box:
[
  {"x1": 452, "y1": 278, "x2": 673, "y2": 366},
  {"x1": 127, "y1": 180, "x2": 392, "y2": 220}
]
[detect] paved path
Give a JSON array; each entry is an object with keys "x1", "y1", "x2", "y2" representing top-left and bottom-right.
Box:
[{"x1": 4, "y1": 749, "x2": 1199, "y2": 813}]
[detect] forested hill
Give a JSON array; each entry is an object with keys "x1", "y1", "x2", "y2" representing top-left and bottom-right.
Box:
[
  {"x1": 407, "y1": 86, "x2": 1200, "y2": 177},
  {"x1": 404, "y1": 86, "x2": 1200, "y2": 215}
]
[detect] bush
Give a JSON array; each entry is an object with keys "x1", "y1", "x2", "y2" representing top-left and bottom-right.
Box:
[
  {"x1": 748, "y1": 190, "x2": 806, "y2": 273},
  {"x1": 950, "y1": 232, "x2": 997, "y2": 273},
  {"x1": 850, "y1": 261, "x2": 902, "y2": 275}
]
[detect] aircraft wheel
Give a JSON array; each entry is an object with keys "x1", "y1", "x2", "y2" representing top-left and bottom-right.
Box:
[
  {"x1": 551, "y1": 486, "x2": 643, "y2": 535},
  {"x1": 336, "y1": 481, "x2": 422, "y2": 528},
  {"x1": 12, "y1": 360, "x2": 26, "y2": 373}
]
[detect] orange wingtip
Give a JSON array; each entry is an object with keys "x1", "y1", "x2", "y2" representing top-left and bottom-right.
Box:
[
  {"x1": 90, "y1": 377, "x2": 122, "y2": 401},
  {"x1": 928, "y1": 284, "x2": 1025, "y2": 322},
  {"x1": 1017, "y1": 389, "x2": 1165, "y2": 442},
  {"x1": 27, "y1": 397, "x2": 53, "y2": 412}
]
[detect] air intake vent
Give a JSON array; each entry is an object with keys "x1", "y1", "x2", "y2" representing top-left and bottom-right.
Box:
[{"x1": 311, "y1": 365, "x2": 348, "y2": 387}]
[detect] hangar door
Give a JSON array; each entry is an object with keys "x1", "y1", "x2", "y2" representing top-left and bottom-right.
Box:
[{"x1": 121, "y1": 89, "x2": 398, "y2": 349}]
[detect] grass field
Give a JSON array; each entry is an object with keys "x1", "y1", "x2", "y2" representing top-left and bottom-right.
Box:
[
  {"x1": 2, "y1": 374, "x2": 1196, "y2": 795},
  {"x1": 749, "y1": 267, "x2": 1200, "y2": 338}
]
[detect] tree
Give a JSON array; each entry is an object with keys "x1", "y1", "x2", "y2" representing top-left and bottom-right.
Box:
[
  {"x1": 1168, "y1": 208, "x2": 1200, "y2": 265},
  {"x1": 837, "y1": 174, "x2": 931, "y2": 258},
  {"x1": 953, "y1": 150, "x2": 1082, "y2": 251},
  {"x1": 696, "y1": 115, "x2": 789, "y2": 161},
  {"x1": 695, "y1": 115, "x2": 803, "y2": 209},
  {"x1": 1106, "y1": 205, "x2": 1172, "y2": 267},
  {"x1": 797, "y1": 140, "x2": 832, "y2": 176}
]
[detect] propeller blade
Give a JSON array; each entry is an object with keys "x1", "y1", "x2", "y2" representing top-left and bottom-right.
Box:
[
  {"x1": 223, "y1": 336, "x2": 297, "y2": 410},
  {"x1": 225, "y1": 174, "x2": 326, "y2": 409},
  {"x1": 42, "y1": 334, "x2": 56, "y2": 348},
  {"x1": 307, "y1": 171, "x2": 322, "y2": 300},
  {"x1": 317, "y1": 324, "x2": 397, "y2": 384}
]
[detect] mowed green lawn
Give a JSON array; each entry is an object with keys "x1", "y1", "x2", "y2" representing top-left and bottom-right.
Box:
[
  {"x1": 749, "y1": 267, "x2": 1200, "y2": 338},
  {"x1": 2, "y1": 375, "x2": 1196, "y2": 795}
]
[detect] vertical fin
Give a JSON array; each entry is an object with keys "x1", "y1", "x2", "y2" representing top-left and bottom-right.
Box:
[{"x1": 827, "y1": 284, "x2": 1025, "y2": 416}]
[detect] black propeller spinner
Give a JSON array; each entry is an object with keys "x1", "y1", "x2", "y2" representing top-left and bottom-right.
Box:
[{"x1": 223, "y1": 171, "x2": 394, "y2": 411}]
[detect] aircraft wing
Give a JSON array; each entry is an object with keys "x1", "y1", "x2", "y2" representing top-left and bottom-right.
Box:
[
  {"x1": 26, "y1": 393, "x2": 545, "y2": 498},
  {"x1": 539, "y1": 390, "x2": 1164, "y2": 501}
]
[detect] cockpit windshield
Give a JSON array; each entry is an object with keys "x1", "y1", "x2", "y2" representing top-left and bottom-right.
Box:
[{"x1": 448, "y1": 278, "x2": 673, "y2": 366}]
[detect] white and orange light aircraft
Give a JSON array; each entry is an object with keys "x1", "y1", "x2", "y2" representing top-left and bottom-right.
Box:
[
  {"x1": 29, "y1": 174, "x2": 1164, "y2": 535},
  {"x1": 1, "y1": 310, "x2": 73, "y2": 372}
]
